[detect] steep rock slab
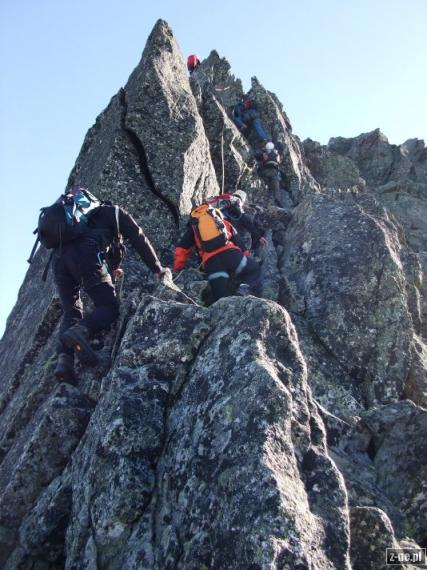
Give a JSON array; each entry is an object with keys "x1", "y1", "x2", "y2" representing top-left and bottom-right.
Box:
[
  {"x1": 302, "y1": 133, "x2": 427, "y2": 342},
  {"x1": 66, "y1": 90, "x2": 176, "y2": 254},
  {"x1": 64, "y1": 296, "x2": 350, "y2": 569},
  {"x1": 349, "y1": 507, "x2": 405, "y2": 570},
  {"x1": 0, "y1": 294, "x2": 60, "y2": 452},
  {"x1": 191, "y1": 80, "x2": 252, "y2": 193},
  {"x1": 249, "y1": 78, "x2": 320, "y2": 204},
  {"x1": 281, "y1": 189, "x2": 414, "y2": 410},
  {"x1": 362, "y1": 401, "x2": 427, "y2": 548},
  {"x1": 0, "y1": 250, "x2": 60, "y2": 405},
  {"x1": 0, "y1": 385, "x2": 92, "y2": 566},
  {"x1": 303, "y1": 138, "x2": 363, "y2": 190},
  {"x1": 291, "y1": 317, "x2": 365, "y2": 419},
  {"x1": 376, "y1": 179, "x2": 427, "y2": 253},
  {"x1": 309, "y1": 162, "x2": 427, "y2": 256},
  {"x1": 401, "y1": 138, "x2": 427, "y2": 180},
  {"x1": 125, "y1": 19, "x2": 219, "y2": 216},
  {"x1": 304, "y1": 131, "x2": 427, "y2": 254},
  {"x1": 142, "y1": 298, "x2": 350, "y2": 569},
  {"x1": 328, "y1": 129, "x2": 414, "y2": 187},
  {"x1": 405, "y1": 335, "x2": 427, "y2": 407},
  {"x1": 327, "y1": 401, "x2": 427, "y2": 552},
  {"x1": 193, "y1": 50, "x2": 244, "y2": 111},
  {"x1": 190, "y1": 51, "x2": 255, "y2": 194},
  {"x1": 5, "y1": 472, "x2": 72, "y2": 569},
  {"x1": 65, "y1": 295, "x2": 211, "y2": 569}
]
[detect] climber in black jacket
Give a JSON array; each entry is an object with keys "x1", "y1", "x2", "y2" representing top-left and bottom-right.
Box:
[
  {"x1": 255, "y1": 142, "x2": 283, "y2": 205},
  {"x1": 51, "y1": 196, "x2": 169, "y2": 383},
  {"x1": 207, "y1": 191, "x2": 267, "y2": 251}
]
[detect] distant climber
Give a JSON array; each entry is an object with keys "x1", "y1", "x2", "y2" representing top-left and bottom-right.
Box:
[
  {"x1": 187, "y1": 54, "x2": 201, "y2": 74},
  {"x1": 232, "y1": 96, "x2": 268, "y2": 143},
  {"x1": 207, "y1": 190, "x2": 267, "y2": 252},
  {"x1": 173, "y1": 203, "x2": 262, "y2": 302},
  {"x1": 35, "y1": 186, "x2": 170, "y2": 383},
  {"x1": 255, "y1": 142, "x2": 283, "y2": 205}
]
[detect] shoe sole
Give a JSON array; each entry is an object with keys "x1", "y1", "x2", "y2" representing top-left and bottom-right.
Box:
[{"x1": 61, "y1": 330, "x2": 99, "y2": 366}]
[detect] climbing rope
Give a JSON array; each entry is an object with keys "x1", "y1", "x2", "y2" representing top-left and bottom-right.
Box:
[
  {"x1": 172, "y1": 271, "x2": 183, "y2": 284},
  {"x1": 220, "y1": 126, "x2": 225, "y2": 194}
]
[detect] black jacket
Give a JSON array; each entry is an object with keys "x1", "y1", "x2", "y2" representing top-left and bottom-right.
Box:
[
  {"x1": 221, "y1": 204, "x2": 264, "y2": 248},
  {"x1": 86, "y1": 204, "x2": 162, "y2": 274}
]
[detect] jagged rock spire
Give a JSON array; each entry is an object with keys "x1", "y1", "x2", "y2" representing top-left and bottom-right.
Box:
[
  {"x1": 125, "y1": 19, "x2": 220, "y2": 215},
  {"x1": 0, "y1": 18, "x2": 426, "y2": 570}
]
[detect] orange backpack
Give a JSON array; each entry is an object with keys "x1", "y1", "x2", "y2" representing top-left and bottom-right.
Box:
[{"x1": 190, "y1": 204, "x2": 229, "y2": 252}]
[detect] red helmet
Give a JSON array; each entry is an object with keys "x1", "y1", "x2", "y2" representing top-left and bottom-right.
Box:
[{"x1": 187, "y1": 54, "x2": 200, "y2": 67}]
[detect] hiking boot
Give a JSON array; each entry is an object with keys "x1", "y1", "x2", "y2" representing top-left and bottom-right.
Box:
[
  {"x1": 54, "y1": 353, "x2": 77, "y2": 385},
  {"x1": 61, "y1": 324, "x2": 99, "y2": 366},
  {"x1": 237, "y1": 283, "x2": 251, "y2": 296}
]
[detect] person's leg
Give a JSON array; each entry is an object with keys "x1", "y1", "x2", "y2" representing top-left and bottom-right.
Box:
[
  {"x1": 217, "y1": 249, "x2": 261, "y2": 296},
  {"x1": 82, "y1": 281, "x2": 119, "y2": 334},
  {"x1": 236, "y1": 255, "x2": 262, "y2": 296},
  {"x1": 250, "y1": 115, "x2": 268, "y2": 142},
  {"x1": 53, "y1": 254, "x2": 81, "y2": 381},
  {"x1": 264, "y1": 169, "x2": 282, "y2": 205},
  {"x1": 205, "y1": 252, "x2": 233, "y2": 302},
  {"x1": 54, "y1": 255, "x2": 83, "y2": 356},
  {"x1": 61, "y1": 239, "x2": 118, "y2": 365},
  {"x1": 208, "y1": 274, "x2": 232, "y2": 301}
]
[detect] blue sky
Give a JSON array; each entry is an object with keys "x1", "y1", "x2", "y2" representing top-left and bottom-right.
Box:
[{"x1": 1, "y1": 0, "x2": 426, "y2": 337}]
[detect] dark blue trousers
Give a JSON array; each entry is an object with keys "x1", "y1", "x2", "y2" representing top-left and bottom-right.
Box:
[{"x1": 53, "y1": 237, "x2": 119, "y2": 354}]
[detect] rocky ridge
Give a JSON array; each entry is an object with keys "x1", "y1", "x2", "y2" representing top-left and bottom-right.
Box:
[{"x1": 0, "y1": 19, "x2": 426, "y2": 570}]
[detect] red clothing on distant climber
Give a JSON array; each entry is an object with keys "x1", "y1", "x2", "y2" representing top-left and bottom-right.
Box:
[{"x1": 187, "y1": 54, "x2": 200, "y2": 74}]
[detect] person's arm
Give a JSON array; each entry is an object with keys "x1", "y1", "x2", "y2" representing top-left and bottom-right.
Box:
[
  {"x1": 225, "y1": 221, "x2": 248, "y2": 255},
  {"x1": 118, "y1": 208, "x2": 164, "y2": 274},
  {"x1": 239, "y1": 213, "x2": 266, "y2": 247},
  {"x1": 232, "y1": 104, "x2": 244, "y2": 129},
  {"x1": 173, "y1": 226, "x2": 195, "y2": 271}
]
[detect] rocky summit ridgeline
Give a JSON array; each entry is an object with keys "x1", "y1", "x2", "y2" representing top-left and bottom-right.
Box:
[{"x1": 0, "y1": 19, "x2": 426, "y2": 570}]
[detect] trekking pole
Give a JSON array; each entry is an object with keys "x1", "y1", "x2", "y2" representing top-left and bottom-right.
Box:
[{"x1": 27, "y1": 232, "x2": 40, "y2": 264}]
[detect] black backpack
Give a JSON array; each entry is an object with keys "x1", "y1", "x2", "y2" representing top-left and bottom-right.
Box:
[
  {"x1": 28, "y1": 187, "x2": 125, "y2": 280},
  {"x1": 103, "y1": 205, "x2": 126, "y2": 275},
  {"x1": 33, "y1": 186, "x2": 101, "y2": 251}
]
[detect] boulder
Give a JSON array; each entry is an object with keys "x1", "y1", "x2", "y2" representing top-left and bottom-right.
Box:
[{"x1": 281, "y1": 189, "x2": 414, "y2": 411}]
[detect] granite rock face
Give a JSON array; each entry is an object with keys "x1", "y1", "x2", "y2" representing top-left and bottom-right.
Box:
[
  {"x1": 303, "y1": 130, "x2": 427, "y2": 344},
  {"x1": 280, "y1": 189, "x2": 415, "y2": 413},
  {"x1": 0, "y1": 18, "x2": 426, "y2": 569}
]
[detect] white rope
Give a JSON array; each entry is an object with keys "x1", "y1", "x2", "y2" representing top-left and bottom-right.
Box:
[{"x1": 220, "y1": 126, "x2": 225, "y2": 194}]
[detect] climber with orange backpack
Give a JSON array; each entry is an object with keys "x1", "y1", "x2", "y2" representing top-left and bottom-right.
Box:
[
  {"x1": 187, "y1": 54, "x2": 201, "y2": 74},
  {"x1": 173, "y1": 203, "x2": 262, "y2": 301},
  {"x1": 206, "y1": 190, "x2": 267, "y2": 251}
]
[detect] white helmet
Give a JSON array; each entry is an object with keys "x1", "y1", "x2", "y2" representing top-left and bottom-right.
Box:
[
  {"x1": 265, "y1": 142, "x2": 275, "y2": 151},
  {"x1": 233, "y1": 190, "x2": 247, "y2": 204}
]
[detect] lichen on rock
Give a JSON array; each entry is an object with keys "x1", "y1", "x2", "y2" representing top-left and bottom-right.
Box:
[{"x1": 0, "y1": 17, "x2": 426, "y2": 570}]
